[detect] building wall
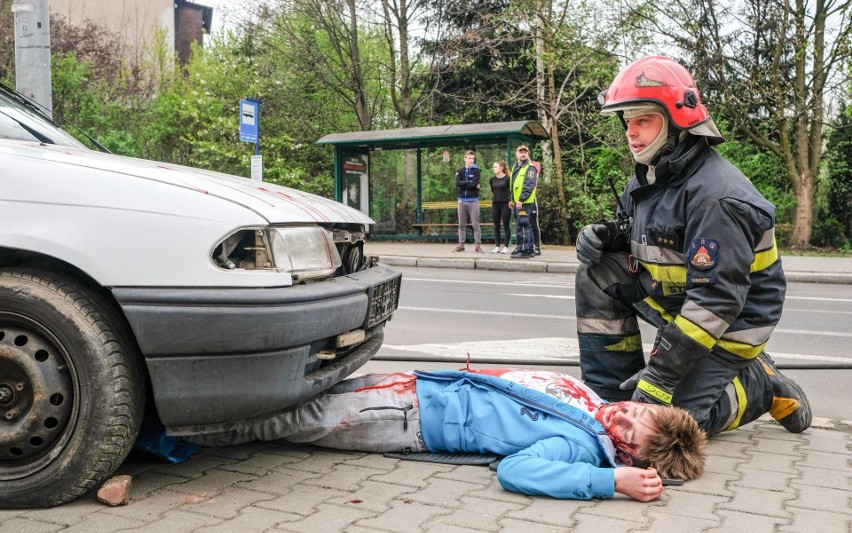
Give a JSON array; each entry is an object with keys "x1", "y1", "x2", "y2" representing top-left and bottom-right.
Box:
[
  {"x1": 175, "y1": 3, "x2": 206, "y2": 66},
  {"x1": 51, "y1": 0, "x2": 174, "y2": 62}
]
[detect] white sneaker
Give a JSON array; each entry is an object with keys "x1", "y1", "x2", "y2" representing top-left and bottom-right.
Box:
[
  {"x1": 501, "y1": 246, "x2": 509, "y2": 254},
  {"x1": 491, "y1": 247, "x2": 500, "y2": 253}
]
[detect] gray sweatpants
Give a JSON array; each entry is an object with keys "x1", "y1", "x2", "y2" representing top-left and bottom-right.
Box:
[
  {"x1": 457, "y1": 200, "x2": 481, "y2": 244},
  {"x1": 186, "y1": 373, "x2": 427, "y2": 452}
]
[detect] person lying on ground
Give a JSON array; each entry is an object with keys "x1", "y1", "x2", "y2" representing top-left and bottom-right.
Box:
[{"x1": 187, "y1": 367, "x2": 707, "y2": 502}]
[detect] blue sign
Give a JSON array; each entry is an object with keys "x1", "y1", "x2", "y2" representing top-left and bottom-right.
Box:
[{"x1": 239, "y1": 98, "x2": 260, "y2": 143}]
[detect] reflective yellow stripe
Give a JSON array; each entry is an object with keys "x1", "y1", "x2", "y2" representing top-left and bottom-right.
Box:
[
  {"x1": 751, "y1": 239, "x2": 779, "y2": 273},
  {"x1": 606, "y1": 334, "x2": 643, "y2": 352},
  {"x1": 716, "y1": 339, "x2": 767, "y2": 360},
  {"x1": 674, "y1": 315, "x2": 717, "y2": 350},
  {"x1": 642, "y1": 297, "x2": 674, "y2": 323},
  {"x1": 637, "y1": 379, "x2": 673, "y2": 404},
  {"x1": 640, "y1": 262, "x2": 687, "y2": 283},
  {"x1": 725, "y1": 377, "x2": 747, "y2": 431}
]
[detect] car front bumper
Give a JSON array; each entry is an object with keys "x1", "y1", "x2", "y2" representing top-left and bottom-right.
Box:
[{"x1": 112, "y1": 264, "x2": 401, "y2": 433}]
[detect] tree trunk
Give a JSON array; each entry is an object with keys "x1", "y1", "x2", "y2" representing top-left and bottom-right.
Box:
[
  {"x1": 789, "y1": 170, "x2": 814, "y2": 249},
  {"x1": 347, "y1": 0, "x2": 370, "y2": 130}
]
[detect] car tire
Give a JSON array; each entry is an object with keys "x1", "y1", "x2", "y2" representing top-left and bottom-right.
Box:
[{"x1": 0, "y1": 268, "x2": 144, "y2": 507}]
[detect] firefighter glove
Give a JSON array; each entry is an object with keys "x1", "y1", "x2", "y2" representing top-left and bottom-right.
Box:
[
  {"x1": 576, "y1": 221, "x2": 618, "y2": 265},
  {"x1": 619, "y1": 368, "x2": 643, "y2": 392},
  {"x1": 630, "y1": 367, "x2": 676, "y2": 405}
]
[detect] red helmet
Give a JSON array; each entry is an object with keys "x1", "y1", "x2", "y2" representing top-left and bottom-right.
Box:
[{"x1": 599, "y1": 56, "x2": 723, "y2": 144}]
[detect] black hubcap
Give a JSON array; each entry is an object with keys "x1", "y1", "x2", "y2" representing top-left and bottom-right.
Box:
[{"x1": 0, "y1": 322, "x2": 74, "y2": 473}]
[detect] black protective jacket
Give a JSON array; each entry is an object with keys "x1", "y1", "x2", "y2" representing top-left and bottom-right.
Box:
[{"x1": 617, "y1": 136, "x2": 786, "y2": 401}]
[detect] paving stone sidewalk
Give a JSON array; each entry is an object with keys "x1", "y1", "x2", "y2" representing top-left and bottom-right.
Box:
[{"x1": 1, "y1": 418, "x2": 849, "y2": 532}]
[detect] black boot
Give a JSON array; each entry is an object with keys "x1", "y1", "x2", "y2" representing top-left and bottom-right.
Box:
[{"x1": 758, "y1": 352, "x2": 811, "y2": 433}]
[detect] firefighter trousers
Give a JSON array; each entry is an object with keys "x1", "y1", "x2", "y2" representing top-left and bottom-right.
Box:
[{"x1": 575, "y1": 252, "x2": 774, "y2": 435}]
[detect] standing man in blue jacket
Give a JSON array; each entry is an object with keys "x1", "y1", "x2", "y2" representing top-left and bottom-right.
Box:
[
  {"x1": 453, "y1": 150, "x2": 483, "y2": 253},
  {"x1": 189, "y1": 367, "x2": 707, "y2": 502}
]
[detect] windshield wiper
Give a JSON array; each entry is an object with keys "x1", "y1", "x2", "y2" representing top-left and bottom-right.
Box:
[
  {"x1": 0, "y1": 81, "x2": 111, "y2": 153},
  {"x1": 0, "y1": 108, "x2": 55, "y2": 144}
]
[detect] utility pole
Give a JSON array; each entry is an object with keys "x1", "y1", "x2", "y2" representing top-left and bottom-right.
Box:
[{"x1": 13, "y1": 0, "x2": 52, "y2": 116}]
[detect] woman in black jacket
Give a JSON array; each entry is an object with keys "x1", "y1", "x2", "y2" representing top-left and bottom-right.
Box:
[{"x1": 489, "y1": 161, "x2": 512, "y2": 253}]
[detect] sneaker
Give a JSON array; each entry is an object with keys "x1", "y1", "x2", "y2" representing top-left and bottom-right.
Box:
[
  {"x1": 758, "y1": 352, "x2": 811, "y2": 433},
  {"x1": 491, "y1": 247, "x2": 501, "y2": 254},
  {"x1": 452, "y1": 244, "x2": 465, "y2": 252},
  {"x1": 475, "y1": 245, "x2": 484, "y2": 253},
  {"x1": 533, "y1": 249, "x2": 542, "y2": 256},
  {"x1": 510, "y1": 250, "x2": 532, "y2": 259},
  {"x1": 500, "y1": 246, "x2": 509, "y2": 254}
]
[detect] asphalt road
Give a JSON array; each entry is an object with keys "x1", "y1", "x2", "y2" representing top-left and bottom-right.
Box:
[{"x1": 368, "y1": 266, "x2": 852, "y2": 422}]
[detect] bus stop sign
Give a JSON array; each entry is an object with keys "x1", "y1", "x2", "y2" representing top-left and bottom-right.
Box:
[{"x1": 239, "y1": 98, "x2": 260, "y2": 143}]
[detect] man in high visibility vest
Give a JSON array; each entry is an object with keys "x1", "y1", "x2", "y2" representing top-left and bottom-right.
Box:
[{"x1": 509, "y1": 145, "x2": 538, "y2": 258}]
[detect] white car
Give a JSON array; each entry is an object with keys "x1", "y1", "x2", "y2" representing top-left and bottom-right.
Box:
[{"x1": 0, "y1": 83, "x2": 401, "y2": 507}]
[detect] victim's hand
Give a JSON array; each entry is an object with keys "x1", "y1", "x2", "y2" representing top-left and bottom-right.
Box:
[{"x1": 613, "y1": 467, "x2": 663, "y2": 502}]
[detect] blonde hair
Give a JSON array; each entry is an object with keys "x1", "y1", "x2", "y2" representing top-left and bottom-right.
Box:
[{"x1": 638, "y1": 406, "x2": 707, "y2": 480}]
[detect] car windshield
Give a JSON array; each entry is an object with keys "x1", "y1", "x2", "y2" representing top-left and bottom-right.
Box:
[{"x1": 0, "y1": 84, "x2": 87, "y2": 148}]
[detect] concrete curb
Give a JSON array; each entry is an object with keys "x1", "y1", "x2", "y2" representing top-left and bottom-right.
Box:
[{"x1": 784, "y1": 272, "x2": 852, "y2": 284}]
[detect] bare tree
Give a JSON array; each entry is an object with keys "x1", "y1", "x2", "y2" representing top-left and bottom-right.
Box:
[
  {"x1": 421, "y1": 0, "x2": 630, "y2": 243},
  {"x1": 260, "y1": 0, "x2": 383, "y2": 131},
  {"x1": 526, "y1": 0, "x2": 623, "y2": 243},
  {"x1": 628, "y1": 0, "x2": 852, "y2": 248},
  {"x1": 378, "y1": 0, "x2": 432, "y2": 128}
]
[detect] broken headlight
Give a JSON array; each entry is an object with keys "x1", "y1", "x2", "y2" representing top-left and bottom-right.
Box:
[
  {"x1": 268, "y1": 226, "x2": 342, "y2": 280},
  {"x1": 213, "y1": 226, "x2": 342, "y2": 281}
]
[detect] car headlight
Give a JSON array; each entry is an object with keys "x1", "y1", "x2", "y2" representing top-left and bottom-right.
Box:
[{"x1": 268, "y1": 226, "x2": 342, "y2": 280}]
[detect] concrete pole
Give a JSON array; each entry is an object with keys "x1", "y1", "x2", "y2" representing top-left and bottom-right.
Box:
[{"x1": 13, "y1": 0, "x2": 52, "y2": 117}]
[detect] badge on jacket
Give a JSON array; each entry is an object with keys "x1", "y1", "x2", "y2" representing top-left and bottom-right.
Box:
[{"x1": 689, "y1": 238, "x2": 718, "y2": 270}]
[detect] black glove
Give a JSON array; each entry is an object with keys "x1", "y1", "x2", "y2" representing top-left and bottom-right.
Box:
[
  {"x1": 617, "y1": 367, "x2": 672, "y2": 405},
  {"x1": 628, "y1": 322, "x2": 710, "y2": 405},
  {"x1": 576, "y1": 221, "x2": 618, "y2": 265},
  {"x1": 619, "y1": 368, "x2": 643, "y2": 392},
  {"x1": 629, "y1": 368, "x2": 676, "y2": 405}
]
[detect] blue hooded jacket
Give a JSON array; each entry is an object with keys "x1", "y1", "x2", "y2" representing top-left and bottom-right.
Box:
[{"x1": 414, "y1": 370, "x2": 618, "y2": 500}]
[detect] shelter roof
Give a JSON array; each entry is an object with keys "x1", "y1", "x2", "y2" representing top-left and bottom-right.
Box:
[{"x1": 316, "y1": 121, "x2": 548, "y2": 150}]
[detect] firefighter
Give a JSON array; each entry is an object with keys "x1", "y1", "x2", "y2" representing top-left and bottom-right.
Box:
[{"x1": 575, "y1": 55, "x2": 811, "y2": 435}]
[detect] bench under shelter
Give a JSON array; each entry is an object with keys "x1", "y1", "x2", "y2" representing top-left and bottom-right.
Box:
[{"x1": 316, "y1": 121, "x2": 548, "y2": 240}]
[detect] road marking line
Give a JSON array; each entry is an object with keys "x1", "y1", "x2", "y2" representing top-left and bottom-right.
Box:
[
  {"x1": 403, "y1": 277, "x2": 573, "y2": 289},
  {"x1": 787, "y1": 295, "x2": 852, "y2": 303},
  {"x1": 505, "y1": 293, "x2": 574, "y2": 299},
  {"x1": 399, "y1": 306, "x2": 571, "y2": 320}
]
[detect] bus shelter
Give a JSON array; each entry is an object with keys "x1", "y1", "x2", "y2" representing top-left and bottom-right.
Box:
[{"x1": 316, "y1": 121, "x2": 548, "y2": 238}]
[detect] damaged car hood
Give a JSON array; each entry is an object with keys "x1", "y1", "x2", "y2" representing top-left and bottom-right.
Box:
[{"x1": 4, "y1": 141, "x2": 374, "y2": 225}]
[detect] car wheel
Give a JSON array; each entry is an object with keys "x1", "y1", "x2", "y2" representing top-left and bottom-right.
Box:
[{"x1": 0, "y1": 268, "x2": 144, "y2": 507}]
